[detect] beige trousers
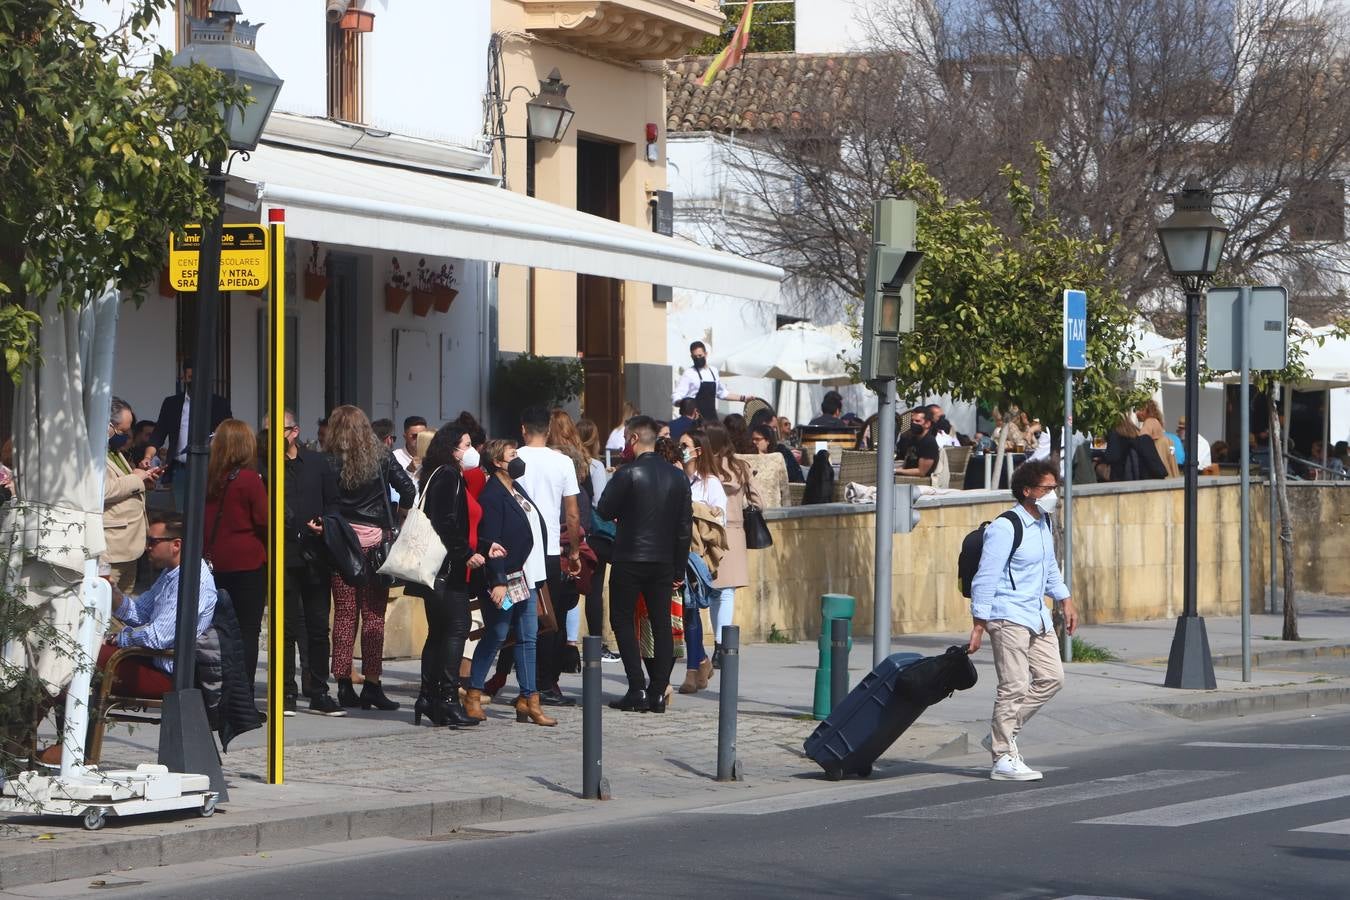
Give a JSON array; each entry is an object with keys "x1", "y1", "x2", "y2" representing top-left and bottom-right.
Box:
[
  {"x1": 109, "y1": 559, "x2": 139, "y2": 595},
  {"x1": 987, "y1": 619, "x2": 1064, "y2": 759}
]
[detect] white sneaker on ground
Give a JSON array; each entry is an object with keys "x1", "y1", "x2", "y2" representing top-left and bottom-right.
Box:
[
  {"x1": 980, "y1": 733, "x2": 1019, "y2": 760},
  {"x1": 990, "y1": 754, "x2": 1042, "y2": 781}
]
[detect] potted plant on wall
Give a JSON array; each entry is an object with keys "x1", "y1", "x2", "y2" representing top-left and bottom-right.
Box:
[
  {"x1": 384, "y1": 256, "x2": 411, "y2": 313},
  {"x1": 411, "y1": 257, "x2": 435, "y2": 317},
  {"x1": 431, "y1": 263, "x2": 457, "y2": 313},
  {"x1": 303, "y1": 242, "x2": 329, "y2": 301}
]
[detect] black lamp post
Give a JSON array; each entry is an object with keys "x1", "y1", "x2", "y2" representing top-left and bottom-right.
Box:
[
  {"x1": 162, "y1": 0, "x2": 282, "y2": 797},
  {"x1": 525, "y1": 69, "x2": 576, "y2": 142},
  {"x1": 1156, "y1": 178, "x2": 1228, "y2": 689}
]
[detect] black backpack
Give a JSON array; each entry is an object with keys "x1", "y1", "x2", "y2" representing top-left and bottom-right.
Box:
[{"x1": 957, "y1": 510, "x2": 1023, "y2": 598}]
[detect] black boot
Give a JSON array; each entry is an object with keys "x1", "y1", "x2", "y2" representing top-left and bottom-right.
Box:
[
  {"x1": 359, "y1": 680, "x2": 401, "y2": 711},
  {"x1": 440, "y1": 681, "x2": 479, "y2": 727},
  {"x1": 609, "y1": 688, "x2": 649, "y2": 712},
  {"x1": 711, "y1": 643, "x2": 724, "y2": 670},
  {"x1": 413, "y1": 678, "x2": 449, "y2": 726},
  {"x1": 337, "y1": 678, "x2": 359, "y2": 708}
]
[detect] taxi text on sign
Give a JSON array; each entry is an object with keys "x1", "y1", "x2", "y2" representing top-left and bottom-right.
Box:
[
  {"x1": 1063, "y1": 289, "x2": 1088, "y2": 370},
  {"x1": 169, "y1": 225, "x2": 270, "y2": 292}
]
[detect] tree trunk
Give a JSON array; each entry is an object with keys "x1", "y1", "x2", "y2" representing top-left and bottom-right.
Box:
[{"x1": 1269, "y1": 393, "x2": 1299, "y2": 641}]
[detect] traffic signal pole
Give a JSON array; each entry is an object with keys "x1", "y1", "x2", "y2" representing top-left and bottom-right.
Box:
[{"x1": 872, "y1": 377, "x2": 897, "y2": 667}]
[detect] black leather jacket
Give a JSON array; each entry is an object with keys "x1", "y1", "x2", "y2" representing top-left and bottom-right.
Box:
[
  {"x1": 329, "y1": 452, "x2": 417, "y2": 527},
  {"x1": 596, "y1": 451, "x2": 692, "y2": 569},
  {"x1": 421, "y1": 464, "x2": 474, "y2": 588}
]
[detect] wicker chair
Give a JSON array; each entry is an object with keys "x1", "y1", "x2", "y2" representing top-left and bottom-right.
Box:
[
  {"x1": 839, "y1": 449, "x2": 881, "y2": 487},
  {"x1": 857, "y1": 412, "x2": 906, "y2": 450},
  {"x1": 943, "y1": 445, "x2": 973, "y2": 489},
  {"x1": 86, "y1": 646, "x2": 174, "y2": 765}
]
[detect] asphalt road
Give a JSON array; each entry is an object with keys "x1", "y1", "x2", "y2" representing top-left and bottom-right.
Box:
[{"x1": 105, "y1": 708, "x2": 1350, "y2": 900}]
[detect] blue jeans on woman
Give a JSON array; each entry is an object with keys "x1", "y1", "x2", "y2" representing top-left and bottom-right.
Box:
[
  {"x1": 470, "y1": 589, "x2": 539, "y2": 697},
  {"x1": 684, "y1": 607, "x2": 707, "y2": 669}
]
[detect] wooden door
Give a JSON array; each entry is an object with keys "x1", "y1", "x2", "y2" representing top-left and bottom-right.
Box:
[{"x1": 577, "y1": 138, "x2": 623, "y2": 434}]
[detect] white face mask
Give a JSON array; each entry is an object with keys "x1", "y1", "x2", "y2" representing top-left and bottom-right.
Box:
[
  {"x1": 459, "y1": 446, "x2": 481, "y2": 470},
  {"x1": 682, "y1": 447, "x2": 695, "y2": 464},
  {"x1": 1035, "y1": 491, "x2": 1059, "y2": 514}
]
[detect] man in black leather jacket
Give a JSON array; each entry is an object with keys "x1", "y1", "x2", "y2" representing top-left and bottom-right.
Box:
[{"x1": 596, "y1": 415, "x2": 693, "y2": 712}]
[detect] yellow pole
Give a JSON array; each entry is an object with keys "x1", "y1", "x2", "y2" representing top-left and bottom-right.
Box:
[{"x1": 267, "y1": 207, "x2": 286, "y2": 784}]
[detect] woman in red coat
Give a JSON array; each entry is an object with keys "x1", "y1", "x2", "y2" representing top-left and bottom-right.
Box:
[{"x1": 204, "y1": 419, "x2": 268, "y2": 694}]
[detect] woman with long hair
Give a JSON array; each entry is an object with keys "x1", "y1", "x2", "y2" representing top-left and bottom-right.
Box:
[
  {"x1": 411, "y1": 423, "x2": 499, "y2": 727},
  {"x1": 465, "y1": 439, "x2": 556, "y2": 726},
  {"x1": 702, "y1": 422, "x2": 763, "y2": 669},
  {"x1": 722, "y1": 413, "x2": 755, "y2": 455},
  {"x1": 677, "y1": 428, "x2": 726, "y2": 694},
  {"x1": 204, "y1": 419, "x2": 268, "y2": 694},
  {"x1": 752, "y1": 422, "x2": 805, "y2": 483},
  {"x1": 1135, "y1": 399, "x2": 1179, "y2": 477},
  {"x1": 325, "y1": 405, "x2": 417, "y2": 711}
]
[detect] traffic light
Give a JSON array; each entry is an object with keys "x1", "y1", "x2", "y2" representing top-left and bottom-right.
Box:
[
  {"x1": 860, "y1": 199, "x2": 924, "y2": 382},
  {"x1": 893, "y1": 483, "x2": 922, "y2": 534}
]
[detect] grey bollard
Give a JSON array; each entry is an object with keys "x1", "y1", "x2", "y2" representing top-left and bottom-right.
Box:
[
  {"x1": 716, "y1": 625, "x2": 743, "y2": 782},
  {"x1": 830, "y1": 617, "x2": 849, "y2": 712},
  {"x1": 581, "y1": 636, "x2": 610, "y2": 800}
]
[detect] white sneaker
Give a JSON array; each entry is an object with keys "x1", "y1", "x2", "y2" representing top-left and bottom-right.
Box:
[
  {"x1": 990, "y1": 754, "x2": 1042, "y2": 782},
  {"x1": 980, "y1": 733, "x2": 1019, "y2": 760}
]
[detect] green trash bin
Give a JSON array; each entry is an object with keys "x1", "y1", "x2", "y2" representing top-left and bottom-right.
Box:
[{"x1": 813, "y1": 593, "x2": 856, "y2": 720}]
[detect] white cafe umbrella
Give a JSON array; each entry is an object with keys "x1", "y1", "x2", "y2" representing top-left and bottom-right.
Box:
[
  {"x1": 721, "y1": 321, "x2": 857, "y2": 386},
  {"x1": 1, "y1": 287, "x2": 118, "y2": 773}
]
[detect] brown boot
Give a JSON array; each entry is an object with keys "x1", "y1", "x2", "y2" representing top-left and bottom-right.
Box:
[
  {"x1": 463, "y1": 688, "x2": 488, "y2": 722},
  {"x1": 515, "y1": 693, "x2": 557, "y2": 727},
  {"x1": 697, "y1": 659, "x2": 714, "y2": 689},
  {"x1": 678, "y1": 669, "x2": 702, "y2": 695}
]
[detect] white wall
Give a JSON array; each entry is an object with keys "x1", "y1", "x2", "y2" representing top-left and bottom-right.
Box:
[{"x1": 110, "y1": 293, "x2": 177, "y2": 425}]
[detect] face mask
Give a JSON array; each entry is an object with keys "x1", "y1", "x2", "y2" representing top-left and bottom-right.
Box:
[
  {"x1": 109, "y1": 432, "x2": 130, "y2": 452},
  {"x1": 506, "y1": 457, "x2": 527, "y2": 480},
  {"x1": 910, "y1": 423, "x2": 923, "y2": 434},
  {"x1": 682, "y1": 447, "x2": 695, "y2": 464},
  {"x1": 460, "y1": 446, "x2": 480, "y2": 470},
  {"x1": 1035, "y1": 491, "x2": 1059, "y2": 514},
  {"x1": 691, "y1": 355, "x2": 706, "y2": 369}
]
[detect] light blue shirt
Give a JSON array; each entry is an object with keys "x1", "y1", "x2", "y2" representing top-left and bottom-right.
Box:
[
  {"x1": 115, "y1": 561, "x2": 217, "y2": 673},
  {"x1": 970, "y1": 505, "x2": 1069, "y2": 634}
]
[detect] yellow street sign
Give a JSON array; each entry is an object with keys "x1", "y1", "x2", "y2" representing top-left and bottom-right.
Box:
[{"x1": 169, "y1": 224, "x2": 270, "y2": 292}]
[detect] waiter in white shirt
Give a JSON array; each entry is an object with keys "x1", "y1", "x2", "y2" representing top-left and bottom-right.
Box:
[{"x1": 672, "y1": 341, "x2": 746, "y2": 423}]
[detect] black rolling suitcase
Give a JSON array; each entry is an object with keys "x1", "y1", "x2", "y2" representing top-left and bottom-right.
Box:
[{"x1": 804, "y1": 646, "x2": 977, "y2": 781}]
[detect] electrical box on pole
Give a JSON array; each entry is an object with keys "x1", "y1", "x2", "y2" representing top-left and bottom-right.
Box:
[
  {"x1": 860, "y1": 199, "x2": 924, "y2": 383},
  {"x1": 893, "y1": 483, "x2": 922, "y2": 534}
]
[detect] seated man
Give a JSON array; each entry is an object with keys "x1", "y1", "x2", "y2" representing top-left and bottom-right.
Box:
[
  {"x1": 808, "y1": 390, "x2": 847, "y2": 428},
  {"x1": 103, "y1": 509, "x2": 218, "y2": 696},
  {"x1": 896, "y1": 409, "x2": 940, "y2": 479}
]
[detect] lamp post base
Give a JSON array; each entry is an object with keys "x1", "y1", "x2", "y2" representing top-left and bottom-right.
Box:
[
  {"x1": 157, "y1": 689, "x2": 229, "y2": 801},
  {"x1": 1163, "y1": 615, "x2": 1217, "y2": 689}
]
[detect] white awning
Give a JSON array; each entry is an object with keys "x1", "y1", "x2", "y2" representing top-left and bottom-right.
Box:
[{"x1": 229, "y1": 143, "x2": 783, "y2": 303}]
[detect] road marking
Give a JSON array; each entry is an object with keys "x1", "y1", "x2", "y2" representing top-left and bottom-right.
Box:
[
  {"x1": 1083, "y1": 774, "x2": 1350, "y2": 827},
  {"x1": 1184, "y1": 741, "x2": 1350, "y2": 751},
  {"x1": 1293, "y1": 818, "x2": 1350, "y2": 835},
  {"x1": 680, "y1": 772, "x2": 980, "y2": 815},
  {"x1": 1054, "y1": 896, "x2": 1150, "y2": 900},
  {"x1": 870, "y1": 770, "x2": 1230, "y2": 821}
]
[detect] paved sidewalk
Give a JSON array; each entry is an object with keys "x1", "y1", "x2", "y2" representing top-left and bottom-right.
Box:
[{"x1": 5, "y1": 600, "x2": 1350, "y2": 890}]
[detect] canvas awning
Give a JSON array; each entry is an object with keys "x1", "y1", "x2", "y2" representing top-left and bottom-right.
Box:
[{"x1": 229, "y1": 142, "x2": 783, "y2": 303}]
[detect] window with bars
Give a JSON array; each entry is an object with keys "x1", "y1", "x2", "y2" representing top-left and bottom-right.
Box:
[{"x1": 327, "y1": 23, "x2": 364, "y2": 123}]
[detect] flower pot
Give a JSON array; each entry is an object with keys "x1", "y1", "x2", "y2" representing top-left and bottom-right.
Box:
[
  {"x1": 411, "y1": 288, "x2": 435, "y2": 317},
  {"x1": 339, "y1": 9, "x2": 375, "y2": 32},
  {"x1": 432, "y1": 287, "x2": 458, "y2": 313},
  {"x1": 158, "y1": 266, "x2": 177, "y2": 298},
  {"x1": 384, "y1": 285, "x2": 410, "y2": 314},
  {"x1": 303, "y1": 271, "x2": 329, "y2": 301}
]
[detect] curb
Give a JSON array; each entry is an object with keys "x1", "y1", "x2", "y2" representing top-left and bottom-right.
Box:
[
  {"x1": 1209, "y1": 642, "x2": 1350, "y2": 668},
  {"x1": 1143, "y1": 686, "x2": 1350, "y2": 722},
  {"x1": 0, "y1": 793, "x2": 547, "y2": 891}
]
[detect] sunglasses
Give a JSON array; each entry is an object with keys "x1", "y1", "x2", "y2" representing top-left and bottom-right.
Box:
[{"x1": 145, "y1": 536, "x2": 177, "y2": 546}]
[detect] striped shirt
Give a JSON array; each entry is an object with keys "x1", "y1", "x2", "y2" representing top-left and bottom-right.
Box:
[{"x1": 115, "y1": 561, "x2": 217, "y2": 673}]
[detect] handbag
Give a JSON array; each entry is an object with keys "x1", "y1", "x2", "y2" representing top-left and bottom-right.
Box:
[
  {"x1": 368, "y1": 464, "x2": 400, "y2": 587},
  {"x1": 536, "y1": 582, "x2": 559, "y2": 635},
  {"x1": 377, "y1": 466, "x2": 447, "y2": 589},
  {"x1": 743, "y1": 504, "x2": 773, "y2": 549},
  {"x1": 322, "y1": 514, "x2": 366, "y2": 585}
]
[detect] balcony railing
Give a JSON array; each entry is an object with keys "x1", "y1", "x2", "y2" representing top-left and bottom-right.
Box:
[{"x1": 519, "y1": 0, "x2": 724, "y2": 62}]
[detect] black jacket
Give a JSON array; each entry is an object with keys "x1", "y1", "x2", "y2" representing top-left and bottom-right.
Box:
[
  {"x1": 150, "y1": 390, "x2": 232, "y2": 463},
  {"x1": 477, "y1": 474, "x2": 549, "y2": 589},
  {"x1": 596, "y1": 450, "x2": 692, "y2": 569},
  {"x1": 775, "y1": 445, "x2": 806, "y2": 483},
  {"x1": 421, "y1": 464, "x2": 474, "y2": 587},
  {"x1": 284, "y1": 447, "x2": 338, "y2": 569},
  {"x1": 197, "y1": 588, "x2": 262, "y2": 751},
  {"x1": 329, "y1": 452, "x2": 417, "y2": 527}
]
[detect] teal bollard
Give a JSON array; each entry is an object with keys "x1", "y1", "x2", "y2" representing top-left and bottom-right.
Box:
[{"x1": 813, "y1": 593, "x2": 856, "y2": 720}]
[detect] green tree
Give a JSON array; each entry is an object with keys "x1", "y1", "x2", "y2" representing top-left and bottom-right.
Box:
[
  {"x1": 883, "y1": 145, "x2": 1146, "y2": 435},
  {"x1": 0, "y1": 0, "x2": 245, "y2": 378},
  {"x1": 691, "y1": 2, "x2": 795, "y2": 56}
]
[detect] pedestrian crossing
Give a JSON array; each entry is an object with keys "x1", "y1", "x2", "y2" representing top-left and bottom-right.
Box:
[{"x1": 1083, "y1": 775, "x2": 1350, "y2": 827}]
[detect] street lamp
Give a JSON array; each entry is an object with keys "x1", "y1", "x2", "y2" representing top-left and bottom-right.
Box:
[
  {"x1": 163, "y1": 0, "x2": 282, "y2": 798},
  {"x1": 1156, "y1": 178, "x2": 1228, "y2": 690},
  {"x1": 525, "y1": 69, "x2": 576, "y2": 143}
]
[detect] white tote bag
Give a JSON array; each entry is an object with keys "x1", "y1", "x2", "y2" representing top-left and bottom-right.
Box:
[{"x1": 377, "y1": 466, "x2": 448, "y2": 588}]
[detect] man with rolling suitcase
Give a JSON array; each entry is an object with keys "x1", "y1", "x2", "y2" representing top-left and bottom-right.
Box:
[{"x1": 967, "y1": 459, "x2": 1077, "y2": 782}]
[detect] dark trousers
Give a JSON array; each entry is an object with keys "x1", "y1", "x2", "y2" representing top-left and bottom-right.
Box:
[
  {"x1": 586, "y1": 540, "x2": 611, "y2": 639},
  {"x1": 214, "y1": 566, "x2": 268, "y2": 694},
  {"x1": 285, "y1": 566, "x2": 332, "y2": 698},
  {"x1": 423, "y1": 585, "x2": 472, "y2": 691},
  {"x1": 535, "y1": 555, "x2": 573, "y2": 690},
  {"x1": 608, "y1": 560, "x2": 674, "y2": 694}
]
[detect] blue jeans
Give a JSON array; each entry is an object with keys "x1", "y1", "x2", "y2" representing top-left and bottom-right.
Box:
[
  {"x1": 470, "y1": 589, "x2": 538, "y2": 697},
  {"x1": 684, "y1": 607, "x2": 707, "y2": 669}
]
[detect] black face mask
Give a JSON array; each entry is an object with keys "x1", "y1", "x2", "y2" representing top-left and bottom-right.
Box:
[
  {"x1": 691, "y1": 355, "x2": 706, "y2": 369},
  {"x1": 507, "y1": 457, "x2": 527, "y2": 480},
  {"x1": 910, "y1": 423, "x2": 924, "y2": 434},
  {"x1": 109, "y1": 433, "x2": 131, "y2": 452}
]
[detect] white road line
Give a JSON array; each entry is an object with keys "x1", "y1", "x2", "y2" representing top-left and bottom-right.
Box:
[
  {"x1": 1054, "y1": 896, "x2": 1151, "y2": 900},
  {"x1": 1294, "y1": 817, "x2": 1350, "y2": 835},
  {"x1": 1183, "y1": 741, "x2": 1350, "y2": 751},
  {"x1": 1084, "y1": 774, "x2": 1350, "y2": 827},
  {"x1": 870, "y1": 770, "x2": 1231, "y2": 821},
  {"x1": 679, "y1": 772, "x2": 980, "y2": 816}
]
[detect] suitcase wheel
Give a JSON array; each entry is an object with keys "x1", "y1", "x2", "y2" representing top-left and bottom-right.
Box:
[
  {"x1": 854, "y1": 764, "x2": 873, "y2": 778},
  {"x1": 824, "y1": 769, "x2": 844, "y2": 782}
]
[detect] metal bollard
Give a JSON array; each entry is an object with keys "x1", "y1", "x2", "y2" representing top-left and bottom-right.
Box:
[
  {"x1": 830, "y1": 618, "x2": 849, "y2": 712},
  {"x1": 716, "y1": 625, "x2": 743, "y2": 782},
  {"x1": 581, "y1": 636, "x2": 610, "y2": 800}
]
